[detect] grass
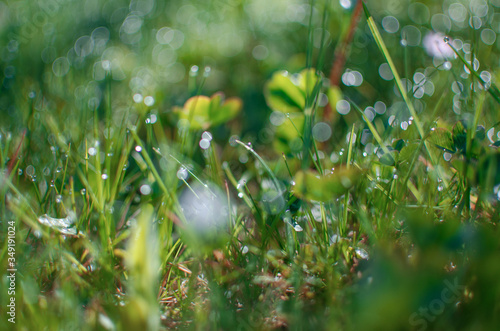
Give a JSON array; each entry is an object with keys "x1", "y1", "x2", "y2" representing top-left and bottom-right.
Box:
[{"x1": 2, "y1": 0, "x2": 500, "y2": 330}]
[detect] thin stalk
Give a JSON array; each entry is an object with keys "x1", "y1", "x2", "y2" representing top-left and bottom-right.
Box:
[
  {"x1": 446, "y1": 39, "x2": 500, "y2": 103},
  {"x1": 341, "y1": 124, "x2": 355, "y2": 236},
  {"x1": 363, "y1": 3, "x2": 449, "y2": 188}
]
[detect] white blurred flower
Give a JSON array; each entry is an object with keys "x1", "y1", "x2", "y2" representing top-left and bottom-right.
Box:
[
  {"x1": 179, "y1": 182, "x2": 229, "y2": 234},
  {"x1": 423, "y1": 33, "x2": 454, "y2": 59}
]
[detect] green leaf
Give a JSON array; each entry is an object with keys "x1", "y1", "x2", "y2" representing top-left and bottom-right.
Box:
[
  {"x1": 327, "y1": 85, "x2": 343, "y2": 113},
  {"x1": 378, "y1": 148, "x2": 396, "y2": 166},
  {"x1": 273, "y1": 112, "x2": 305, "y2": 153},
  {"x1": 452, "y1": 121, "x2": 467, "y2": 152},
  {"x1": 174, "y1": 93, "x2": 242, "y2": 130},
  {"x1": 475, "y1": 125, "x2": 486, "y2": 141},
  {"x1": 264, "y1": 69, "x2": 322, "y2": 114},
  {"x1": 392, "y1": 139, "x2": 405, "y2": 152},
  {"x1": 399, "y1": 142, "x2": 420, "y2": 163},
  {"x1": 293, "y1": 168, "x2": 361, "y2": 202},
  {"x1": 297, "y1": 68, "x2": 321, "y2": 97},
  {"x1": 428, "y1": 128, "x2": 455, "y2": 153},
  {"x1": 478, "y1": 152, "x2": 500, "y2": 188},
  {"x1": 376, "y1": 146, "x2": 396, "y2": 166},
  {"x1": 211, "y1": 97, "x2": 242, "y2": 126},
  {"x1": 451, "y1": 159, "x2": 476, "y2": 184}
]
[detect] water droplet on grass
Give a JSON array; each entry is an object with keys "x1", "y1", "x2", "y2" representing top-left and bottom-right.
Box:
[
  {"x1": 355, "y1": 248, "x2": 369, "y2": 260},
  {"x1": 38, "y1": 213, "x2": 77, "y2": 236},
  {"x1": 294, "y1": 224, "x2": 303, "y2": 232},
  {"x1": 190, "y1": 65, "x2": 199, "y2": 76},
  {"x1": 140, "y1": 184, "x2": 152, "y2": 195},
  {"x1": 330, "y1": 234, "x2": 339, "y2": 244},
  {"x1": 203, "y1": 66, "x2": 211, "y2": 77},
  {"x1": 312, "y1": 122, "x2": 332, "y2": 142},
  {"x1": 202, "y1": 131, "x2": 213, "y2": 141},
  {"x1": 144, "y1": 96, "x2": 155, "y2": 106},
  {"x1": 177, "y1": 167, "x2": 188, "y2": 180},
  {"x1": 26, "y1": 165, "x2": 35, "y2": 176},
  {"x1": 199, "y1": 138, "x2": 210, "y2": 150},
  {"x1": 133, "y1": 93, "x2": 143, "y2": 103}
]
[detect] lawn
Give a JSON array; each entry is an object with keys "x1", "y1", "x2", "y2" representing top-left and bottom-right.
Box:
[{"x1": 1, "y1": 0, "x2": 500, "y2": 330}]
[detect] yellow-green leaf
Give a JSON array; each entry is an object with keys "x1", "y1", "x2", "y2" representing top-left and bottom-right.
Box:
[
  {"x1": 264, "y1": 71, "x2": 305, "y2": 113},
  {"x1": 174, "y1": 93, "x2": 242, "y2": 130},
  {"x1": 297, "y1": 68, "x2": 321, "y2": 97},
  {"x1": 273, "y1": 112, "x2": 305, "y2": 153}
]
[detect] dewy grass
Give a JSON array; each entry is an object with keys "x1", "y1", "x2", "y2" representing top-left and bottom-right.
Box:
[
  {"x1": 363, "y1": 2, "x2": 450, "y2": 189},
  {"x1": 2, "y1": 1, "x2": 500, "y2": 330}
]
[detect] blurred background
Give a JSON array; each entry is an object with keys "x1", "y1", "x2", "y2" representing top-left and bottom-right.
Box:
[{"x1": 3, "y1": 0, "x2": 500, "y2": 139}]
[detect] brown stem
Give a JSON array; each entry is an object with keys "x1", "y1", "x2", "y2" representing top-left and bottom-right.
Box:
[
  {"x1": 324, "y1": 0, "x2": 364, "y2": 120},
  {"x1": 7, "y1": 129, "x2": 26, "y2": 174}
]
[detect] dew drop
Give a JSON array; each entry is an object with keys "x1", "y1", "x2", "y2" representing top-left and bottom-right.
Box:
[
  {"x1": 133, "y1": 93, "x2": 143, "y2": 103},
  {"x1": 190, "y1": 65, "x2": 199, "y2": 76},
  {"x1": 144, "y1": 96, "x2": 155, "y2": 106},
  {"x1": 140, "y1": 184, "x2": 152, "y2": 195},
  {"x1": 43, "y1": 167, "x2": 51, "y2": 176},
  {"x1": 204, "y1": 66, "x2": 211, "y2": 76},
  {"x1": 177, "y1": 167, "x2": 188, "y2": 180},
  {"x1": 26, "y1": 165, "x2": 35, "y2": 176},
  {"x1": 199, "y1": 138, "x2": 211, "y2": 150}
]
